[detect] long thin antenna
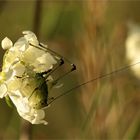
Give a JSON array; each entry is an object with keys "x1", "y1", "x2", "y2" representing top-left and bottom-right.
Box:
[{"x1": 48, "y1": 61, "x2": 140, "y2": 105}]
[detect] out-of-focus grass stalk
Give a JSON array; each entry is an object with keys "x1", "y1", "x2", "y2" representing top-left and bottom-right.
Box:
[
  {"x1": 33, "y1": 0, "x2": 43, "y2": 37},
  {"x1": 19, "y1": 120, "x2": 32, "y2": 140},
  {"x1": 81, "y1": 87, "x2": 102, "y2": 136},
  {"x1": 123, "y1": 112, "x2": 140, "y2": 140},
  {"x1": 77, "y1": 0, "x2": 108, "y2": 113},
  {"x1": 75, "y1": 0, "x2": 108, "y2": 138}
]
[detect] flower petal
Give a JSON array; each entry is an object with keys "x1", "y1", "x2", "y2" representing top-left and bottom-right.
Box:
[
  {"x1": 23, "y1": 31, "x2": 38, "y2": 45},
  {"x1": 10, "y1": 93, "x2": 48, "y2": 125},
  {"x1": 1, "y1": 37, "x2": 13, "y2": 50},
  {"x1": 0, "y1": 83, "x2": 8, "y2": 98},
  {"x1": 12, "y1": 62, "x2": 25, "y2": 77}
]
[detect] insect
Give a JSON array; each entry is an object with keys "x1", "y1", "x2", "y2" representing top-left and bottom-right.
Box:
[
  {"x1": 0, "y1": 31, "x2": 140, "y2": 125},
  {"x1": 0, "y1": 31, "x2": 76, "y2": 125}
]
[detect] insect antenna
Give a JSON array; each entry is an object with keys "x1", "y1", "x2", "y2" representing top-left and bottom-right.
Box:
[{"x1": 47, "y1": 61, "x2": 140, "y2": 105}]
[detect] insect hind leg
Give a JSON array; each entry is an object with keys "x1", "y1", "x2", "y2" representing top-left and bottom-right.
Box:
[{"x1": 52, "y1": 63, "x2": 76, "y2": 86}]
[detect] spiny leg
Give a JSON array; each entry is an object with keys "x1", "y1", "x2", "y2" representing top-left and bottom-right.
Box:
[{"x1": 51, "y1": 64, "x2": 76, "y2": 86}]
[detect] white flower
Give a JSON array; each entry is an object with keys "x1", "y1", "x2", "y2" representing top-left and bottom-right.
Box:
[
  {"x1": 16, "y1": 31, "x2": 57, "y2": 73},
  {"x1": 0, "y1": 30, "x2": 60, "y2": 125},
  {"x1": 2, "y1": 30, "x2": 57, "y2": 74},
  {"x1": 125, "y1": 22, "x2": 140, "y2": 78}
]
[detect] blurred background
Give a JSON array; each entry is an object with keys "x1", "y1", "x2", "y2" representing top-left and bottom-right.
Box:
[{"x1": 1, "y1": 0, "x2": 140, "y2": 139}]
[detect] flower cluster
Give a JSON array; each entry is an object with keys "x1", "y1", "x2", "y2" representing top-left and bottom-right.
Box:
[{"x1": 0, "y1": 31, "x2": 58, "y2": 125}]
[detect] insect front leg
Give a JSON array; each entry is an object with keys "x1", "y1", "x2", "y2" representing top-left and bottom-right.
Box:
[
  {"x1": 39, "y1": 58, "x2": 64, "y2": 78},
  {"x1": 38, "y1": 43, "x2": 76, "y2": 84}
]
